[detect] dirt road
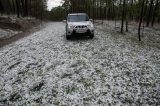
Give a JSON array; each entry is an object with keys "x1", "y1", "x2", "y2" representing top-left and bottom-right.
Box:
[{"x1": 0, "y1": 22, "x2": 159, "y2": 105}]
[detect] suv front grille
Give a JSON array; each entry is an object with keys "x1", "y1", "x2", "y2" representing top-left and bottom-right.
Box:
[{"x1": 75, "y1": 25, "x2": 87, "y2": 29}]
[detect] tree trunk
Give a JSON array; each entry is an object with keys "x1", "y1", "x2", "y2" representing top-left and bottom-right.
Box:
[
  {"x1": 7, "y1": 0, "x2": 12, "y2": 14},
  {"x1": 25, "y1": 0, "x2": 28, "y2": 16},
  {"x1": 11, "y1": 0, "x2": 16, "y2": 14},
  {"x1": 151, "y1": 0, "x2": 159, "y2": 26},
  {"x1": 146, "y1": 0, "x2": 154, "y2": 27},
  {"x1": 93, "y1": 0, "x2": 95, "y2": 22},
  {"x1": 126, "y1": 0, "x2": 128, "y2": 32},
  {"x1": 138, "y1": 0, "x2": 146, "y2": 41},
  {"x1": 0, "y1": 0, "x2": 4, "y2": 14},
  {"x1": 21, "y1": 0, "x2": 25, "y2": 16},
  {"x1": 121, "y1": 0, "x2": 126, "y2": 33},
  {"x1": 16, "y1": 0, "x2": 20, "y2": 18},
  {"x1": 126, "y1": 17, "x2": 128, "y2": 32}
]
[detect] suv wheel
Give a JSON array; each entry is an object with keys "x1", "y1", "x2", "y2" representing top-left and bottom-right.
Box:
[
  {"x1": 66, "y1": 34, "x2": 71, "y2": 40},
  {"x1": 89, "y1": 34, "x2": 94, "y2": 39},
  {"x1": 66, "y1": 29, "x2": 71, "y2": 40}
]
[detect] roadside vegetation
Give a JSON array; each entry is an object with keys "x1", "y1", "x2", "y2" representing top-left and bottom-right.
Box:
[{"x1": 0, "y1": 0, "x2": 47, "y2": 47}]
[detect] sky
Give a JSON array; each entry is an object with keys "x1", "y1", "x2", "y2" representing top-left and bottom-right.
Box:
[{"x1": 47, "y1": 0, "x2": 63, "y2": 11}]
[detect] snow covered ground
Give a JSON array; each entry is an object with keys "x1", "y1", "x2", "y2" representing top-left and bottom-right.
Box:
[
  {"x1": 0, "y1": 28, "x2": 20, "y2": 39},
  {"x1": 0, "y1": 22, "x2": 160, "y2": 105},
  {"x1": 96, "y1": 20, "x2": 160, "y2": 49}
]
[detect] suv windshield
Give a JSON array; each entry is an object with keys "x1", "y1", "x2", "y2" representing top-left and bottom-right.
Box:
[{"x1": 68, "y1": 15, "x2": 89, "y2": 22}]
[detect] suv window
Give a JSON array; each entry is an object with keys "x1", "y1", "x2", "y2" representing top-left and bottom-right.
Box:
[{"x1": 68, "y1": 15, "x2": 89, "y2": 22}]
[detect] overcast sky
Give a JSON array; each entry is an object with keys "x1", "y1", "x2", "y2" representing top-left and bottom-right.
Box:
[{"x1": 47, "y1": 0, "x2": 63, "y2": 11}]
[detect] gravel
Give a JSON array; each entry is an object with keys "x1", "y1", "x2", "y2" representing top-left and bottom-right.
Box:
[{"x1": 0, "y1": 22, "x2": 160, "y2": 105}]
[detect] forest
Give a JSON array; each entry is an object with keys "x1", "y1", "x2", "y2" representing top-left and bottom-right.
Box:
[
  {"x1": 0, "y1": 0, "x2": 160, "y2": 40},
  {"x1": 0, "y1": 0, "x2": 48, "y2": 19},
  {"x1": 49, "y1": 0, "x2": 160, "y2": 41}
]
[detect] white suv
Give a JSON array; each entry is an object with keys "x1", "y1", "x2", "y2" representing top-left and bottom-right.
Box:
[{"x1": 65, "y1": 13, "x2": 94, "y2": 39}]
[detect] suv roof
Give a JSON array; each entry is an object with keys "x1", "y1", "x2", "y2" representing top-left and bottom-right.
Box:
[{"x1": 68, "y1": 13, "x2": 87, "y2": 16}]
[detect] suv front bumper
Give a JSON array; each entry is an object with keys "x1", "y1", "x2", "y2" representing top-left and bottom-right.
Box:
[{"x1": 66, "y1": 28, "x2": 94, "y2": 36}]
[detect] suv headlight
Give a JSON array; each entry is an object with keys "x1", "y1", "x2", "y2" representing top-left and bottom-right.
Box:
[
  {"x1": 68, "y1": 25, "x2": 74, "y2": 29},
  {"x1": 87, "y1": 25, "x2": 91, "y2": 28}
]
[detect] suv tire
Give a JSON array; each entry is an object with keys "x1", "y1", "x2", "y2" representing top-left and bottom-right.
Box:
[
  {"x1": 66, "y1": 34, "x2": 71, "y2": 40},
  {"x1": 89, "y1": 34, "x2": 94, "y2": 39}
]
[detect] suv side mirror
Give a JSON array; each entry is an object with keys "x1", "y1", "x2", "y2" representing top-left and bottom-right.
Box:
[
  {"x1": 63, "y1": 20, "x2": 66, "y2": 23},
  {"x1": 90, "y1": 19, "x2": 93, "y2": 22}
]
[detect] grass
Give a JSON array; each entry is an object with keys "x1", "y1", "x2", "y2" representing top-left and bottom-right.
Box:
[
  {"x1": 97, "y1": 99, "x2": 103, "y2": 104},
  {"x1": 9, "y1": 92, "x2": 21, "y2": 101},
  {"x1": 30, "y1": 81, "x2": 44, "y2": 92},
  {"x1": 83, "y1": 96, "x2": 92, "y2": 101},
  {"x1": 61, "y1": 73, "x2": 73, "y2": 79},
  {"x1": 52, "y1": 89, "x2": 58, "y2": 97},
  {"x1": 65, "y1": 85, "x2": 77, "y2": 94}
]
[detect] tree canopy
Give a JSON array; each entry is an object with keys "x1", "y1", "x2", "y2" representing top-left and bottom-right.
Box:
[{"x1": 0, "y1": 0, "x2": 48, "y2": 19}]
